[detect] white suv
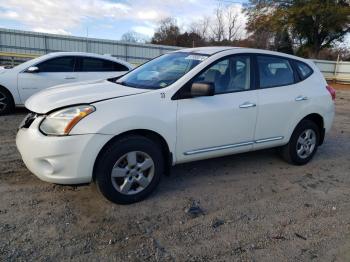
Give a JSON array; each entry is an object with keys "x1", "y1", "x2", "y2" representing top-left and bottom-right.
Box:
[
  {"x1": 16, "y1": 47, "x2": 335, "y2": 204},
  {"x1": 0, "y1": 52, "x2": 132, "y2": 115}
]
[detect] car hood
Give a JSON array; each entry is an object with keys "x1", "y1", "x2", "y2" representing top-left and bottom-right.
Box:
[{"x1": 25, "y1": 79, "x2": 149, "y2": 114}]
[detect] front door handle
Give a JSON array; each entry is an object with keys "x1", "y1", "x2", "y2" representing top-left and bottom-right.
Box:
[
  {"x1": 64, "y1": 76, "x2": 76, "y2": 80},
  {"x1": 295, "y1": 96, "x2": 308, "y2": 101},
  {"x1": 239, "y1": 102, "x2": 256, "y2": 108}
]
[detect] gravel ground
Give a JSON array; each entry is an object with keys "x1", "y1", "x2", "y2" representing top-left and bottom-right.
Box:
[{"x1": 0, "y1": 90, "x2": 350, "y2": 261}]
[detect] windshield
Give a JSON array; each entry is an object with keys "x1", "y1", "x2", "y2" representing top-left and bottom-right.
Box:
[{"x1": 117, "y1": 52, "x2": 209, "y2": 89}]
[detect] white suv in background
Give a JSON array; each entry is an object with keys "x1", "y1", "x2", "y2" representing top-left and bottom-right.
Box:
[
  {"x1": 0, "y1": 52, "x2": 133, "y2": 115},
  {"x1": 16, "y1": 47, "x2": 335, "y2": 204}
]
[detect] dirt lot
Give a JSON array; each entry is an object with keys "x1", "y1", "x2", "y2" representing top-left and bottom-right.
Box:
[{"x1": 0, "y1": 89, "x2": 350, "y2": 261}]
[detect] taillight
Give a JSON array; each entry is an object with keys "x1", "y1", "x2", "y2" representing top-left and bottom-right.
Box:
[{"x1": 326, "y1": 85, "x2": 336, "y2": 101}]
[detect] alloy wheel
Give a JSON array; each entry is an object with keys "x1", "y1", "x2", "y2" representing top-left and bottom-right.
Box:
[
  {"x1": 111, "y1": 151, "x2": 155, "y2": 195},
  {"x1": 296, "y1": 129, "x2": 316, "y2": 159}
]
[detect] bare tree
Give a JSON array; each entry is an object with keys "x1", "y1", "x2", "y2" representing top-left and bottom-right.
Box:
[
  {"x1": 189, "y1": 16, "x2": 211, "y2": 40},
  {"x1": 210, "y1": 5, "x2": 242, "y2": 42},
  {"x1": 211, "y1": 7, "x2": 225, "y2": 42},
  {"x1": 226, "y1": 6, "x2": 241, "y2": 41}
]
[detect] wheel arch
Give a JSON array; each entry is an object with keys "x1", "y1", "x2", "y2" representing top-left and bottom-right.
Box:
[
  {"x1": 0, "y1": 84, "x2": 16, "y2": 113},
  {"x1": 0, "y1": 84, "x2": 15, "y2": 103},
  {"x1": 92, "y1": 129, "x2": 172, "y2": 181},
  {"x1": 296, "y1": 113, "x2": 325, "y2": 145}
]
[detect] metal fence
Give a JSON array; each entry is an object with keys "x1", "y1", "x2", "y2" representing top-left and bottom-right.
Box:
[
  {"x1": 0, "y1": 28, "x2": 180, "y2": 66},
  {"x1": 312, "y1": 59, "x2": 350, "y2": 84},
  {"x1": 1, "y1": 28, "x2": 349, "y2": 83}
]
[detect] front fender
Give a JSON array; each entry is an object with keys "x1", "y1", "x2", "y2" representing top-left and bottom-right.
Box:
[{"x1": 70, "y1": 92, "x2": 178, "y2": 160}]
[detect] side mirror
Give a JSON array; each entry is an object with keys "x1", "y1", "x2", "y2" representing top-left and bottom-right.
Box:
[
  {"x1": 26, "y1": 66, "x2": 39, "y2": 73},
  {"x1": 191, "y1": 82, "x2": 215, "y2": 97}
]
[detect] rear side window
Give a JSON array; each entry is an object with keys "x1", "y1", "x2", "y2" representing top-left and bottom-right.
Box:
[
  {"x1": 37, "y1": 56, "x2": 75, "y2": 72},
  {"x1": 257, "y1": 56, "x2": 295, "y2": 88},
  {"x1": 295, "y1": 61, "x2": 313, "y2": 80},
  {"x1": 78, "y1": 57, "x2": 129, "y2": 72}
]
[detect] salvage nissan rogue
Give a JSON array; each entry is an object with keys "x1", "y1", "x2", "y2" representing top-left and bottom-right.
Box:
[{"x1": 16, "y1": 47, "x2": 335, "y2": 204}]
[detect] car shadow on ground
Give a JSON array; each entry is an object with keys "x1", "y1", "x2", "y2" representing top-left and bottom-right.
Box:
[
  {"x1": 152, "y1": 148, "x2": 283, "y2": 195},
  {"x1": 14, "y1": 108, "x2": 28, "y2": 115}
]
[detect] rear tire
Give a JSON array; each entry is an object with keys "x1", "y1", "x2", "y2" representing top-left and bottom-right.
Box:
[
  {"x1": 94, "y1": 135, "x2": 164, "y2": 204},
  {"x1": 0, "y1": 86, "x2": 14, "y2": 115},
  {"x1": 281, "y1": 120, "x2": 320, "y2": 165}
]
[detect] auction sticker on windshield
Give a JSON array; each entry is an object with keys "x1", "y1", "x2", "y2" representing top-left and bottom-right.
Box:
[{"x1": 185, "y1": 55, "x2": 208, "y2": 61}]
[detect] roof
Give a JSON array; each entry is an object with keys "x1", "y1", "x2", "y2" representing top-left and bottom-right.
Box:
[
  {"x1": 173, "y1": 46, "x2": 311, "y2": 64},
  {"x1": 40, "y1": 52, "x2": 133, "y2": 68},
  {"x1": 175, "y1": 46, "x2": 240, "y2": 55}
]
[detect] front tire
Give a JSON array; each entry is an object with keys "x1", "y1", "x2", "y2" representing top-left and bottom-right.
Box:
[
  {"x1": 281, "y1": 120, "x2": 320, "y2": 165},
  {"x1": 94, "y1": 135, "x2": 164, "y2": 204},
  {"x1": 0, "y1": 86, "x2": 14, "y2": 115}
]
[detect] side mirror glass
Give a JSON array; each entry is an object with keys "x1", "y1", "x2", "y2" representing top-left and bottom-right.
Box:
[
  {"x1": 191, "y1": 82, "x2": 215, "y2": 97},
  {"x1": 26, "y1": 66, "x2": 39, "y2": 73}
]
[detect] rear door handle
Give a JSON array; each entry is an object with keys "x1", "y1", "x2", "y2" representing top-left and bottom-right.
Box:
[
  {"x1": 239, "y1": 102, "x2": 256, "y2": 108},
  {"x1": 295, "y1": 96, "x2": 308, "y2": 101},
  {"x1": 64, "y1": 76, "x2": 76, "y2": 80}
]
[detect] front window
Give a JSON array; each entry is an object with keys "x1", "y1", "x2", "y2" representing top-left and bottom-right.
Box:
[
  {"x1": 117, "y1": 52, "x2": 209, "y2": 89},
  {"x1": 193, "y1": 55, "x2": 251, "y2": 94},
  {"x1": 36, "y1": 56, "x2": 75, "y2": 73}
]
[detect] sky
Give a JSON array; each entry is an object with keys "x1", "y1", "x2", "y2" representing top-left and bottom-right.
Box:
[{"x1": 0, "y1": 0, "x2": 249, "y2": 40}]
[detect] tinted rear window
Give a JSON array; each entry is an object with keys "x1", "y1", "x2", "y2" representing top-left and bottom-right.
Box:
[
  {"x1": 78, "y1": 57, "x2": 129, "y2": 72},
  {"x1": 257, "y1": 56, "x2": 295, "y2": 88},
  {"x1": 295, "y1": 61, "x2": 313, "y2": 80}
]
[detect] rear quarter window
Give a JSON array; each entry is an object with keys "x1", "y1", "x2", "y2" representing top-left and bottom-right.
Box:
[{"x1": 295, "y1": 61, "x2": 313, "y2": 80}]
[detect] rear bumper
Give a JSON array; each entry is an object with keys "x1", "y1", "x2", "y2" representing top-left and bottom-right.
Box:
[
  {"x1": 16, "y1": 117, "x2": 113, "y2": 184},
  {"x1": 324, "y1": 103, "x2": 335, "y2": 133},
  {"x1": 320, "y1": 103, "x2": 335, "y2": 145}
]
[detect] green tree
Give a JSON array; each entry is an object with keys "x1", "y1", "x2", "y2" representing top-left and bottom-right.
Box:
[
  {"x1": 245, "y1": 0, "x2": 350, "y2": 58},
  {"x1": 274, "y1": 29, "x2": 294, "y2": 54}
]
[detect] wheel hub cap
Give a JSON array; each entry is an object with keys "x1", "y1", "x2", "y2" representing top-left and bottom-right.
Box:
[
  {"x1": 296, "y1": 129, "x2": 316, "y2": 159},
  {"x1": 111, "y1": 151, "x2": 155, "y2": 195}
]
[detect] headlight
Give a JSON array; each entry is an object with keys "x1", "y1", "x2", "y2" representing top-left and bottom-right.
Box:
[{"x1": 40, "y1": 105, "x2": 95, "y2": 136}]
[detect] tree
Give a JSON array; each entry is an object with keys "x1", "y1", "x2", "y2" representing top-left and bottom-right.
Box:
[
  {"x1": 244, "y1": 0, "x2": 276, "y2": 49},
  {"x1": 245, "y1": 0, "x2": 350, "y2": 58},
  {"x1": 189, "y1": 16, "x2": 211, "y2": 40},
  {"x1": 177, "y1": 32, "x2": 206, "y2": 47},
  {"x1": 151, "y1": 17, "x2": 181, "y2": 46},
  {"x1": 274, "y1": 29, "x2": 294, "y2": 54},
  {"x1": 211, "y1": 7, "x2": 225, "y2": 42},
  {"x1": 121, "y1": 31, "x2": 148, "y2": 43},
  {"x1": 151, "y1": 17, "x2": 206, "y2": 47},
  {"x1": 226, "y1": 6, "x2": 241, "y2": 41},
  {"x1": 286, "y1": 0, "x2": 350, "y2": 57}
]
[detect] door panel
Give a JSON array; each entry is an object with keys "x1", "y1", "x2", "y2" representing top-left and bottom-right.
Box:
[
  {"x1": 17, "y1": 56, "x2": 77, "y2": 102},
  {"x1": 18, "y1": 72, "x2": 79, "y2": 102},
  {"x1": 175, "y1": 54, "x2": 257, "y2": 163},
  {"x1": 255, "y1": 85, "x2": 302, "y2": 149},
  {"x1": 254, "y1": 55, "x2": 302, "y2": 149},
  {"x1": 176, "y1": 91, "x2": 258, "y2": 163}
]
